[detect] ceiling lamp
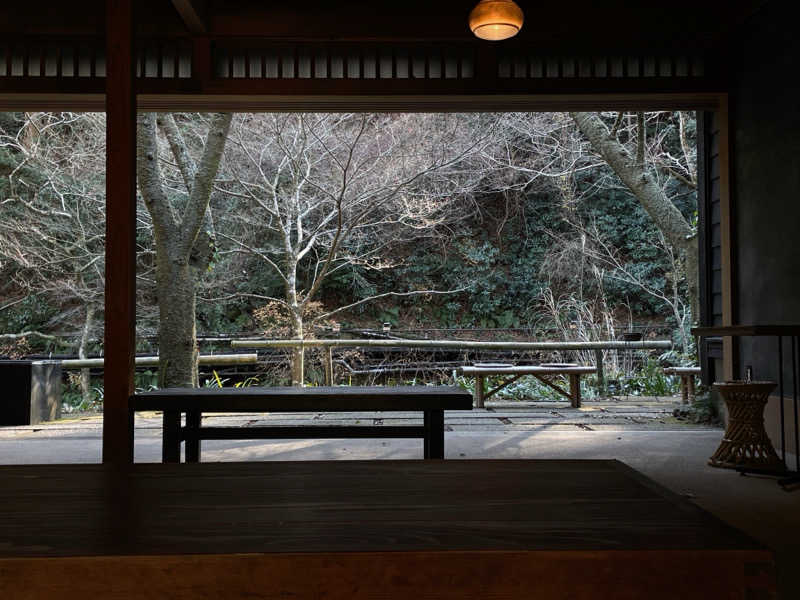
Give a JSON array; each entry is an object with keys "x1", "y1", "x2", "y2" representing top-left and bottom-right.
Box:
[{"x1": 469, "y1": 0, "x2": 524, "y2": 41}]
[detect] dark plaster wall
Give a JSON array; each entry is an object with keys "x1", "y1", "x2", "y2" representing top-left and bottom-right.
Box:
[{"x1": 732, "y1": 0, "x2": 800, "y2": 451}]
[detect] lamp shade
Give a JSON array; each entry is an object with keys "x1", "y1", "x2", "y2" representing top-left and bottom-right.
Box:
[{"x1": 469, "y1": 0, "x2": 524, "y2": 41}]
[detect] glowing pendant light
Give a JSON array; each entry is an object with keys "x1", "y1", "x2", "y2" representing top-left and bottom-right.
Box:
[{"x1": 469, "y1": 0, "x2": 524, "y2": 41}]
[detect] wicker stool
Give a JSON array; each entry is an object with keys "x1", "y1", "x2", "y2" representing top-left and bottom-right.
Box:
[{"x1": 709, "y1": 381, "x2": 785, "y2": 471}]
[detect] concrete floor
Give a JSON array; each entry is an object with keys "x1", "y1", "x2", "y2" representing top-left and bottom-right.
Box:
[{"x1": 1, "y1": 397, "x2": 798, "y2": 598}]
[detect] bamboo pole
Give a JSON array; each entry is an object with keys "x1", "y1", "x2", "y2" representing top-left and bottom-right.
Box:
[
  {"x1": 61, "y1": 354, "x2": 258, "y2": 369},
  {"x1": 232, "y1": 339, "x2": 671, "y2": 351}
]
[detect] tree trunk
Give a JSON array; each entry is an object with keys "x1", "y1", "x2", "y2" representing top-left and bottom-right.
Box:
[
  {"x1": 157, "y1": 259, "x2": 199, "y2": 388},
  {"x1": 78, "y1": 304, "x2": 95, "y2": 405},
  {"x1": 569, "y1": 112, "x2": 699, "y2": 322},
  {"x1": 136, "y1": 111, "x2": 232, "y2": 390},
  {"x1": 290, "y1": 309, "x2": 304, "y2": 387}
]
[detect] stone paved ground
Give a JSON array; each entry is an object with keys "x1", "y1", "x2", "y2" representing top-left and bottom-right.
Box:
[{"x1": 0, "y1": 396, "x2": 715, "y2": 464}]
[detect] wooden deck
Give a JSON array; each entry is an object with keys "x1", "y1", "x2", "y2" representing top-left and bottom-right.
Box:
[{"x1": 0, "y1": 460, "x2": 775, "y2": 599}]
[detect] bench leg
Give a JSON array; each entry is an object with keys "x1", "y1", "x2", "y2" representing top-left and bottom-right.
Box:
[
  {"x1": 569, "y1": 374, "x2": 581, "y2": 408},
  {"x1": 681, "y1": 377, "x2": 689, "y2": 404},
  {"x1": 185, "y1": 409, "x2": 201, "y2": 463},
  {"x1": 162, "y1": 410, "x2": 181, "y2": 463},
  {"x1": 687, "y1": 377, "x2": 696, "y2": 403},
  {"x1": 475, "y1": 375, "x2": 485, "y2": 408},
  {"x1": 424, "y1": 409, "x2": 445, "y2": 459}
]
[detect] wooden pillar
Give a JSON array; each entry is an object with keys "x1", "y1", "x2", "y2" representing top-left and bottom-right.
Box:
[
  {"x1": 103, "y1": 0, "x2": 137, "y2": 466},
  {"x1": 569, "y1": 374, "x2": 581, "y2": 408}
]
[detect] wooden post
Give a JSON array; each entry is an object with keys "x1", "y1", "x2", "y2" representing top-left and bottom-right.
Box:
[
  {"x1": 185, "y1": 409, "x2": 201, "y2": 462},
  {"x1": 162, "y1": 410, "x2": 181, "y2": 463},
  {"x1": 594, "y1": 348, "x2": 605, "y2": 397},
  {"x1": 103, "y1": 0, "x2": 137, "y2": 466},
  {"x1": 718, "y1": 96, "x2": 738, "y2": 381},
  {"x1": 680, "y1": 377, "x2": 689, "y2": 404},
  {"x1": 569, "y1": 374, "x2": 581, "y2": 408},
  {"x1": 324, "y1": 347, "x2": 334, "y2": 386},
  {"x1": 423, "y1": 410, "x2": 445, "y2": 459},
  {"x1": 475, "y1": 375, "x2": 485, "y2": 408}
]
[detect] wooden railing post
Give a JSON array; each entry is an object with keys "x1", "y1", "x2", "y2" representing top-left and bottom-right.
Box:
[
  {"x1": 594, "y1": 348, "x2": 606, "y2": 397},
  {"x1": 324, "y1": 347, "x2": 334, "y2": 386},
  {"x1": 475, "y1": 375, "x2": 485, "y2": 408}
]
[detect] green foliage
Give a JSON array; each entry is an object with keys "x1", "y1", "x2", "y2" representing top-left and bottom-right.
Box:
[
  {"x1": 61, "y1": 384, "x2": 103, "y2": 413},
  {"x1": 620, "y1": 357, "x2": 678, "y2": 397},
  {"x1": 135, "y1": 369, "x2": 159, "y2": 392},
  {"x1": 203, "y1": 370, "x2": 264, "y2": 388},
  {"x1": 0, "y1": 295, "x2": 60, "y2": 351}
]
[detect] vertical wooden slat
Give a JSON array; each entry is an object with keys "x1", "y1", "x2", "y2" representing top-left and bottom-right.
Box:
[
  {"x1": 192, "y1": 37, "x2": 211, "y2": 82},
  {"x1": 326, "y1": 44, "x2": 331, "y2": 79},
  {"x1": 90, "y1": 43, "x2": 97, "y2": 78},
  {"x1": 104, "y1": 0, "x2": 137, "y2": 466},
  {"x1": 22, "y1": 44, "x2": 29, "y2": 77},
  {"x1": 260, "y1": 48, "x2": 267, "y2": 79},
  {"x1": 173, "y1": 43, "x2": 180, "y2": 79}
]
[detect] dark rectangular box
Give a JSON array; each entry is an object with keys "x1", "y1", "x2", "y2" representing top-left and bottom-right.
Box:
[{"x1": 0, "y1": 360, "x2": 61, "y2": 425}]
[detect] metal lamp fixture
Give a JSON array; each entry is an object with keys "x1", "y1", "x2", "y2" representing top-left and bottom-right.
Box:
[{"x1": 469, "y1": 0, "x2": 524, "y2": 41}]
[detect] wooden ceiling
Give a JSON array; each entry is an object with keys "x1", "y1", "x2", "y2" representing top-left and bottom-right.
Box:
[
  {"x1": 1, "y1": 0, "x2": 767, "y2": 47},
  {"x1": 0, "y1": 0, "x2": 770, "y2": 111}
]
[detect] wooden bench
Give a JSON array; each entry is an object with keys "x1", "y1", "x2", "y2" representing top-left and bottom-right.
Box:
[
  {"x1": 664, "y1": 366, "x2": 702, "y2": 403},
  {"x1": 131, "y1": 385, "x2": 473, "y2": 462},
  {"x1": 459, "y1": 363, "x2": 597, "y2": 408}
]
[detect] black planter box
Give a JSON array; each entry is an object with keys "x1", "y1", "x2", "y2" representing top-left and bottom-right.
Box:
[{"x1": 0, "y1": 360, "x2": 62, "y2": 425}]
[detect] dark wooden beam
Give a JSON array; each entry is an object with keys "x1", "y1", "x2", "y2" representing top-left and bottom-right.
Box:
[
  {"x1": 103, "y1": 0, "x2": 137, "y2": 466},
  {"x1": 171, "y1": 0, "x2": 206, "y2": 34}
]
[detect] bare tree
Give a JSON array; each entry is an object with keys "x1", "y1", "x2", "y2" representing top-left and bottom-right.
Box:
[
  {"x1": 544, "y1": 217, "x2": 692, "y2": 354},
  {"x1": 216, "y1": 113, "x2": 489, "y2": 384},
  {"x1": 568, "y1": 111, "x2": 698, "y2": 321},
  {"x1": 136, "y1": 112, "x2": 232, "y2": 388},
  {"x1": 0, "y1": 112, "x2": 107, "y2": 402}
]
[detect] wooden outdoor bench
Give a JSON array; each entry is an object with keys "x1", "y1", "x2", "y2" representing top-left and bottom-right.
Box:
[
  {"x1": 459, "y1": 363, "x2": 597, "y2": 408},
  {"x1": 131, "y1": 385, "x2": 472, "y2": 462},
  {"x1": 664, "y1": 366, "x2": 702, "y2": 403}
]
